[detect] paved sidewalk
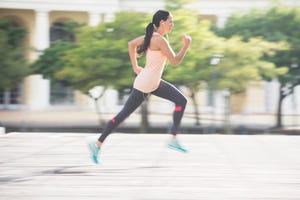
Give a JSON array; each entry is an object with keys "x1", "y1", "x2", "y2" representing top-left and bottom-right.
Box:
[{"x1": 0, "y1": 132, "x2": 300, "y2": 200}]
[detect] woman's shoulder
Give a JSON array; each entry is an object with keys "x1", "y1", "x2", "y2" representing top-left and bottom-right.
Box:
[
  {"x1": 152, "y1": 33, "x2": 168, "y2": 44},
  {"x1": 149, "y1": 32, "x2": 168, "y2": 51}
]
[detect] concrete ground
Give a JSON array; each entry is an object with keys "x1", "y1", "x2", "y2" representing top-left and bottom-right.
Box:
[{"x1": 0, "y1": 132, "x2": 299, "y2": 200}]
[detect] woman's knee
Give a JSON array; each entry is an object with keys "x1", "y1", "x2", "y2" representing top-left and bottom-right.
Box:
[{"x1": 177, "y1": 95, "x2": 187, "y2": 107}]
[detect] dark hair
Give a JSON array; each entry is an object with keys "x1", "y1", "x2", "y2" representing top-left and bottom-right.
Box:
[{"x1": 137, "y1": 10, "x2": 170, "y2": 55}]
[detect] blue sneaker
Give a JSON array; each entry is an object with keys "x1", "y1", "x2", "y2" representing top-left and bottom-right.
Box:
[
  {"x1": 87, "y1": 141, "x2": 101, "y2": 164},
  {"x1": 168, "y1": 139, "x2": 188, "y2": 153}
]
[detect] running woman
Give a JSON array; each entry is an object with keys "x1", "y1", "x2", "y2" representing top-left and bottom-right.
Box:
[{"x1": 88, "y1": 10, "x2": 192, "y2": 164}]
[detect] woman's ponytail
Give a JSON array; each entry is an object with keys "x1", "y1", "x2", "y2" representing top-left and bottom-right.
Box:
[{"x1": 137, "y1": 22, "x2": 154, "y2": 55}]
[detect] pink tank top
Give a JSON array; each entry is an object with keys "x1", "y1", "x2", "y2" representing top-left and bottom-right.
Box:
[
  {"x1": 133, "y1": 48, "x2": 167, "y2": 93},
  {"x1": 133, "y1": 37, "x2": 167, "y2": 93}
]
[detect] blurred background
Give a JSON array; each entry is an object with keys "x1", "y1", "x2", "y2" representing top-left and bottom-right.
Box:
[{"x1": 0, "y1": 0, "x2": 299, "y2": 134}]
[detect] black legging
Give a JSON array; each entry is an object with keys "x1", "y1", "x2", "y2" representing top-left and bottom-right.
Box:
[{"x1": 98, "y1": 80, "x2": 187, "y2": 142}]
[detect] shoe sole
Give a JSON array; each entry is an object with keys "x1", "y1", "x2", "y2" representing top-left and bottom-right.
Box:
[{"x1": 168, "y1": 144, "x2": 188, "y2": 153}]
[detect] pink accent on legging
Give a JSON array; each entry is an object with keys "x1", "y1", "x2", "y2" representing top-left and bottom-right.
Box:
[{"x1": 174, "y1": 106, "x2": 182, "y2": 112}]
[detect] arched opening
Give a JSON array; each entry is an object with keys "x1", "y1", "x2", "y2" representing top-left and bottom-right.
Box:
[
  {"x1": 50, "y1": 21, "x2": 76, "y2": 43},
  {"x1": 49, "y1": 21, "x2": 76, "y2": 105}
]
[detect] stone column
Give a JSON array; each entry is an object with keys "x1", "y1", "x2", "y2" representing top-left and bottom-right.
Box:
[
  {"x1": 24, "y1": 74, "x2": 50, "y2": 110},
  {"x1": 33, "y1": 9, "x2": 50, "y2": 59}
]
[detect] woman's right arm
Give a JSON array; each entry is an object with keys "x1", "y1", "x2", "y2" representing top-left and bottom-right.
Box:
[
  {"x1": 128, "y1": 36, "x2": 144, "y2": 75},
  {"x1": 158, "y1": 34, "x2": 192, "y2": 66}
]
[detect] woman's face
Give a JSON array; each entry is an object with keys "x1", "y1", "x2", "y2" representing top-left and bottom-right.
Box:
[{"x1": 161, "y1": 14, "x2": 174, "y2": 33}]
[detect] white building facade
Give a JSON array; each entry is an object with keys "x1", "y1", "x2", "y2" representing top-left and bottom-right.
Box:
[{"x1": 0, "y1": 0, "x2": 299, "y2": 116}]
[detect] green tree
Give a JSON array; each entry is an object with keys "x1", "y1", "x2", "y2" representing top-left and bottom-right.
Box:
[
  {"x1": 216, "y1": 37, "x2": 287, "y2": 93},
  {"x1": 0, "y1": 19, "x2": 28, "y2": 90},
  {"x1": 216, "y1": 6, "x2": 300, "y2": 128},
  {"x1": 164, "y1": 0, "x2": 286, "y2": 125}
]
